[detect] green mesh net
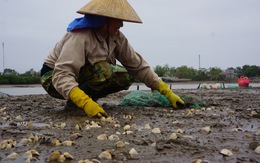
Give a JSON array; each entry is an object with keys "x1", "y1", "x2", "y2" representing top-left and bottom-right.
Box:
[{"x1": 118, "y1": 90, "x2": 208, "y2": 109}]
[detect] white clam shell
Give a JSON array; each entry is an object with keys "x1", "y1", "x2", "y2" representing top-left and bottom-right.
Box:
[
  {"x1": 176, "y1": 128, "x2": 184, "y2": 133},
  {"x1": 116, "y1": 141, "x2": 125, "y2": 148},
  {"x1": 129, "y1": 148, "x2": 138, "y2": 158},
  {"x1": 255, "y1": 146, "x2": 260, "y2": 154},
  {"x1": 108, "y1": 134, "x2": 119, "y2": 141},
  {"x1": 62, "y1": 140, "x2": 75, "y2": 146},
  {"x1": 220, "y1": 149, "x2": 233, "y2": 156},
  {"x1": 124, "y1": 125, "x2": 131, "y2": 131},
  {"x1": 7, "y1": 152, "x2": 19, "y2": 160},
  {"x1": 97, "y1": 134, "x2": 108, "y2": 140},
  {"x1": 60, "y1": 122, "x2": 66, "y2": 128},
  {"x1": 98, "y1": 151, "x2": 112, "y2": 160},
  {"x1": 151, "y1": 128, "x2": 161, "y2": 134},
  {"x1": 169, "y1": 133, "x2": 178, "y2": 140},
  {"x1": 144, "y1": 123, "x2": 151, "y2": 129},
  {"x1": 63, "y1": 152, "x2": 74, "y2": 160},
  {"x1": 201, "y1": 126, "x2": 211, "y2": 133},
  {"x1": 23, "y1": 150, "x2": 33, "y2": 159}
]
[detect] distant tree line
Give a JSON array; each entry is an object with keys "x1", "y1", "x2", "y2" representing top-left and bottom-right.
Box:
[
  {"x1": 0, "y1": 68, "x2": 40, "y2": 84},
  {"x1": 0, "y1": 64, "x2": 259, "y2": 84},
  {"x1": 154, "y1": 64, "x2": 260, "y2": 81}
]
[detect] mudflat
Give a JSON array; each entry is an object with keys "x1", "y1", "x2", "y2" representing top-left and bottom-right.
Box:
[{"x1": 0, "y1": 88, "x2": 259, "y2": 162}]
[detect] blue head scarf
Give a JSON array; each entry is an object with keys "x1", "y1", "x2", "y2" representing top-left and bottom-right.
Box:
[{"x1": 67, "y1": 14, "x2": 107, "y2": 32}]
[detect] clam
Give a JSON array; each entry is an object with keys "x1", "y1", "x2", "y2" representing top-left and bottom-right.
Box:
[
  {"x1": 151, "y1": 142, "x2": 156, "y2": 147},
  {"x1": 144, "y1": 123, "x2": 151, "y2": 129},
  {"x1": 23, "y1": 150, "x2": 33, "y2": 159},
  {"x1": 49, "y1": 151, "x2": 62, "y2": 162},
  {"x1": 151, "y1": 128, "x2": 161, "y2": 134},
  {"x1": 176, "y1": 128, "x2": 184, "y2": 133},
  {"x1": 62, "y1": 140, "x2": 75, "y2": 146},
  {"x1": 201, "y1": 126, "x2": 211, "y2": 133},
  {"x1": 60, "y1": 122, "x2": 66, "y2": 128},
  {"x1": 15, "y1": 115, "x2": 23, "y2": 121},
  {"x1": 123, "y1": 131, "x2": 133, "y2": 135},
  {"x1": 250, "y1": 111, "x2": 258, "y2": 116},
  {"x1": 255, "y1": 131, "x2": 260, "y2": 136},
  {"x1": 52, "y1": 138, "x2": 62, "y2": 146},
  {"x1": 123, "y1": 114, "x2": 132, "y2": 119},
  {"x1": 98, "y1": 151, "x2": 112, "y2": 160},
  {"x1": 7, "y1": 152, "x2": 19, "y2": 160},
  {"x1": 129, "y1": 148, "x2": 138, "y2": 158},
  {"x1": 169, "y1": 133, "x2": 178, "y2": 140},
  {"x1": 115, "y1": 141, "x2": 125, "y2": 148},
  {"x1": 30, "y1": 149, "x2": 40, "y2": 156},
  {"x1": 97, "y1": 134, "x2": 108, "y2": 140},
  {"x1": 63, "y1": 152, "x2": 74, "y2": 160},
  {"x1": 20, "y1": 138, "x2": 31, "y2": 145},
  {"x1": 70, "y1": 133, "x2": 83, "y2": 141},
  {"x1": 90, "y1": 121, "x2": 101, "y2": 128},
  {"x1": 255, "y1": 146, "x2": 260, "y2": 154},
  {"x1": 220, "y1": 149, "x2": 233, "y2": 156},
  {"x1": 108, "y1": 134, "x2": 119, "y2": 141},
  {"x1": 123, "y1": 125, "x2": 131, "y2": 131},
  {"x1": 75, "y1": 124, "x2": 82, "y2": 130}
]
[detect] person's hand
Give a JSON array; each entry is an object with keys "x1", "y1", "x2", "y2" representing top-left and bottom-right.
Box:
[
  {"x1": 69, "y1": 87, "x2": 108, "y2": 117},
  {"x1": 157, "y1": 81, "x2": 185, "y2": 108}
]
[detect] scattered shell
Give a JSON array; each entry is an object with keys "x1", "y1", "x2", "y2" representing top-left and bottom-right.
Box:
[
  {"x1": 176, "y1": 128, "x2": 184, "y2": 133},
  {"x1": 192, "y1": 158, "x2": 210, "y2": 163},
  {"x1": 90, "y1": 121, "x2": 101, "y2": 128},
  {"x1": 63, "y1": 152, "x2": 74, "y2": 160},
  {"x1": 30, "y1": 149, "x2": 40, "y2": 156},
  {"x1": 52, "y1": 138, "x2": 62, "y2": 146},
  {"x1": 108, "y1": 134, "x2": 119, "y2": 141},
  {"x1": 151, "y1": 128, "x2": 161, "y2": 134},
  {"x1": 115, "y1": 131, "x2": 121, "y2": 135},
  {"x1": 255, "y1": 146, "x2": 260, "y2": 154},
  {"x1": 15, "y1": 115, "x2": 23, "y2": 121},
  {"x1": 114, "y1": 124, "x2": 121, "y2": 128},
  {"x1": 123, "y1": 125, "x2": 131, "y2": 131},
  {"x1": 123, "y1": 131, "x2": 133, "y2": 135},
  {"x1": 255, "y1": 131, "x2": 260, "y2": 136},
  {"x1": 75, "y1": 124, "x2": 82, "y2": 130},
  {"x1": 97, "y1": 134, "x2": 108, "y2": 140},
  {"x1": 116, "y1": 141, "x2": 125, "y2": 148},
  {"x1": 169, "y1": 133, "x2": 178, "y2": 140},
  {"x1": 144, "y1": 123, "x2": 151, "y2": 129},
  {"x1": 23, "y1": 150, "x2": 33, "y2": 159},
  {"x1": 129, "y1": 148, "x2": 138, "y2": 158},
  {"x1": 60, "y1": 122, "x2": 66, "y2": 128},
  {"x1": 231, "y1": 127, "x2": 244, "y2": 132},
  {"x1": 245, "y1": 133, "x2": 253, "y2": 138},
  {"x1": 151, "y1": 142, "x2": 157, "y2": 147},
  {"x1": 98, "y1": 151, "x2": 112, "y2": 160},
  {"x1": 62, "y1": 140, "x2": 75, "y2": 146},
  {"x1": 7, "y1": 152, "x2": 19, "y2": 160},
  {"x1": 201, "y1": 126, "x2": 211, "y2": 133},
  {"x1": 20, "y1": 138, "x2": 31, "y2": 145},
  {"x1": 49, "y1": 151, "x2": 61, "y2": 162},
  {"x1": 0, "y1": 139, "x2": 16, "y2": 149},
  {"x1": 250, "y1": 111, "x2": 258, "y2": 116},
  {"x1": 220, "y1": 149, "x2": 233, "y2": 156},
  {"x1": 70, "y1": 133, "x2": 83, "y2": 141},
  {"x1": 123, "y1": 114, "x2": 132, "y2": 119}
]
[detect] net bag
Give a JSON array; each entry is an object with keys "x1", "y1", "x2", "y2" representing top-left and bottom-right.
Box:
[{"x1": 118, "y1": 90, "x2": 208, "y2": 109}]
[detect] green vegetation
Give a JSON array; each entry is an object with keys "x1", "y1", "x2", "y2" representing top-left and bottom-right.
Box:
[
  {"x1": 0, "y1": 64, "x2": 259, "y2": 84},
  {"x1": 0, "y1": 68, "x2": 40, "y2": 84}
]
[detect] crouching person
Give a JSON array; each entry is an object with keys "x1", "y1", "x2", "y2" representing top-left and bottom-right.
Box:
[{"x1": 41, "y1": 0, "x2": 184, "y2": 118}]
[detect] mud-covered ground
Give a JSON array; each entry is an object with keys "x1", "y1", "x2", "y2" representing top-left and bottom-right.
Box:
[{"x1": 0, "y1": 88, "x2": 260, "y2": 163}]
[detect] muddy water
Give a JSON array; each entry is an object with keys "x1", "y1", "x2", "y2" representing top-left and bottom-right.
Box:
[{"x1": 0, "y1": 88, "x2": 260, "y2": 162}]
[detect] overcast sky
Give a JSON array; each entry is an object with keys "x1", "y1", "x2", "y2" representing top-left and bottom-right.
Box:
[{"x1": 0, "y1": 0, "x2": 259, "y2": 73}]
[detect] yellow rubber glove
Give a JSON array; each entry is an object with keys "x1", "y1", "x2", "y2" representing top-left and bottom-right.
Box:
[
  {"x1": 157, "y1": 81, "x2": 185, "y2": 108},
  {"x1": 69, "y1": 87, "x2": 108, "y2": 117}
]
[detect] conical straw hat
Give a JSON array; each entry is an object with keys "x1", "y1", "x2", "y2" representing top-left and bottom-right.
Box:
[{"x1": 77, "y1": 0, "x2": 142, "y2": 23}]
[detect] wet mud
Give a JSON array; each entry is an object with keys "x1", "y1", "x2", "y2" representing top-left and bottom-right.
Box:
[{"x1": 0, "y1": 88, "x2": 260, "y2": 163}]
